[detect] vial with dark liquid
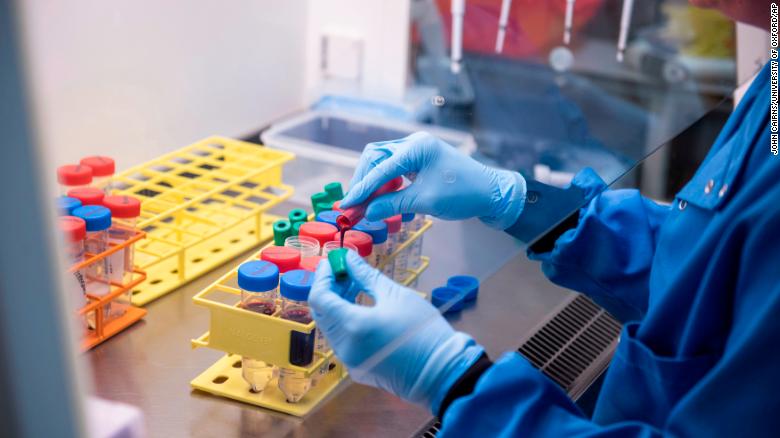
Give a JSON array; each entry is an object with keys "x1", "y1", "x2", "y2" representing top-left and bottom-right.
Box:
[
  {"x1": 237, "y1": 260, "x2": 280, "y2": 393},
  {"x1": 278, "y1": 269, "x2": 317, "y2": 403}
]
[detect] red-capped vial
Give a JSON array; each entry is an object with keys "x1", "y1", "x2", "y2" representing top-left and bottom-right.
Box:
[
  {"x1": 57, "y1": 164, "x2": 93, "y2": 195},
  {"x1": 80, "y1": 156, "x2": 115, "y2": 195},
  {"x1": 298, "y1": 222, "x2": 338, "y2": 249},
  {"x1": 382, "y1": 215, "x2": 402, "y2": 277},
  {"x1": 260, "y1": 246, "x2": 301, "y2": 273},
  {"x1": 343, "y1": 230, "x2": 373, "y2": 260},
  {"x1": 59, "y1": 216, "x2": 88, "y2": 306},
  {"x1": 299, "y1": 255, "x2": 325, "y2": 272},
  {"x1": 67, "y1": 187, "x2": 105, "y2": 206},
  {"x1": 103, "y1": 195, "x2": 142, "y2": 286}
]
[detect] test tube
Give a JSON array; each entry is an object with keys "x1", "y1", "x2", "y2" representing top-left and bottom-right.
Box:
[
  {"x1": 57, "y1": 196, "x2": 82, "y2": 216},
  {"x1": 393, "y1": 213, "x2": 415, "y2": 282},
  {"x1": 238, "y1": 260, "x2": 279, "y2": 393},
  {"x1": 260, "y1": 246, "x2": 301, "y2": 274},
  {"x1": 59, "y1": 216, "x2": 87, "y2": 311},
  {"x1": 103, "y1": 196, "x2": 141, "y2": 301},
  {"x1": 343, "y1": 230, "x2": 374, "y2": 262},
  {"x1": 382, "y1": 215, "x2": 402, "y2": 278},
  {"x1": 278, "y1": 269, "x2": 316, "y2": 403},
  {"x1": 353, "y1": 219, "x2": 388, "y2": 268},
  {"x1": 315, "y1": 210, "x2": 340, "y2": 228},
  {"x1": 67, "y1": 187, "x2": 105, "y2": 207},
  {"x1": 408, "y1": 214, "x2": 426, "y2": 270},
  {"x1": 80, "y1": 156, "x2": 115, "y2": 195},
  {"x1": 298, "y1": 222, "x2": 338, "y2": 250},
  {"x1": 72, "y1": 205, "x2": 112, "y2": 327},
  {"x1": 57, "y1": 164, "x2": 93, "y2": 195}
]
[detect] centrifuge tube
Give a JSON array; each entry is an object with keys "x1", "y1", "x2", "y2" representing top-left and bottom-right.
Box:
[
  {"x1": 278, "y1": 270, "x2": 316, "y2": 403},
  {"x1": 73, "y1": 205, "x2": 112, "y2": 327},
  {"x1": 238, "y1": 260, "x2": 279, "y2": 393},
  {"x1": 103, "y1": 196, "x2": 141, "y2": 305},
  {"x1": 353, "y1": 219, "x2": 388, "y2": 269},
  {"x1": 59, "y1": 216, "x2": 87, "y2": 310},
  {"x1": 80, "y1": 156, "x2": 115, "y2": 195},
  {"x1": 408, "y1": 214, "x2": 425, "y2": 270},
  {"x1": 57, "y1": 196, "x2": 82, "y2": 216},
  {"x1": 382, "y1": 215, "x2": 401, "y2": 278},
  {"x1": 393, "y1": 213, "x2": 415, "y2": 282},
  {"x1": 260, "y1": 246, "x2": 301, "y2": 274},
  {"x1": 67, "y1": 187, "x2": 105, "y2": 206},
  {"x1": 57, "y1": 164, "x2": 93, "y2": 196}
]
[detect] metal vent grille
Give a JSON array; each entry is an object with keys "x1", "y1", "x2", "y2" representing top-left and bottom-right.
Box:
[
  {"x1": 518, "y1": 294, "x2": 621, "y2": 399},
  {"x1": 412, "y1": 294, "x2": 621, "y2": 437}
]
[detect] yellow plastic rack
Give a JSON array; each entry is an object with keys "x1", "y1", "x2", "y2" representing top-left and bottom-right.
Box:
[
  {"x1": 190, "y1": 219, "x2": 432, "y2": 416},
  {"x1": 110, "y1": 137, "x2": 294, "y2": 305}
]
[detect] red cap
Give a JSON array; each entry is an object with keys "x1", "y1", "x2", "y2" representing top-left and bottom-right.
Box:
[
  {"x1": 300, "y1": 256, "x2": 325, "y2": 272},
  {"x1": 260, "y1": 246, "x2": 301, "y2": 273},
  {"x1": 384, "y1": 215, "x2": 402, "y2": 233},
  {"x1": 344, "y1": 230, "x2": 373, "y2": 257},
  {"x1": 298, "y1": 222, "x2": 337, "y2": 247},
  {"x1": 103, "y1": 195, "x2": 141, "y2": 218},
  {"x1": 67, "y1": 187, "x2": 105, "y2": 206},
  {"x1": 332, "y1": 200, "x2": 343, "y2": 212},
  {"x1": 57, "y1": 164, "x2": 93, "y2": 186},
  {"x1": 80, "y1": 156, "x2": 115, "y2": 176},
  {"x1": 59, "y1": 216, "x2": 86, "y2": 242}
]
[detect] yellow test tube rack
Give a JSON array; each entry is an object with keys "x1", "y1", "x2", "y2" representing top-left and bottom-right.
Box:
[
  {"x1": 110, "y1": 137, "x2": 294, "y2": 305},
  {"x1": 190, "y1": 219, "x2": 432, "y2": 416}
]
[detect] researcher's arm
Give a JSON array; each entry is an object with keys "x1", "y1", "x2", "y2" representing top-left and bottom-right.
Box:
[{"x1": 515, "y1": 169, "x2": 671, "y2": 321}]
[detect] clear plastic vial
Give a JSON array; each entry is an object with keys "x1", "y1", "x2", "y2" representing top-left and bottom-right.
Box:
[
  {"x1": 238, "y1": 260, "x2": 280, "y2": 393},
  {"x1": 321, "y1": 241, "x2": 357, "y2": 255},
  {"x1": 66, "y1": 187, "x2": 105, "y2": 207},
  {"x1": 298, "y1": 221, "x2": 338, "y2": 251},
  {"x1": 394, "y1": 213, "x2": 415, "y2": 282},
  {"x1": 103, "y1": 196, "x2": 142, "y2": 308},
  {"x1": 57, "y1": 164, "x2": 93, "y2": 196},
  {"x1": 353, "y1": 219, "x2": 389, "y2": 268},
  {"x1": 72, "y1": 205, "x2": 112, "y2": 327},
  {"x1": 284, "y1": 235, "x2": 320, "y2": 259},
  {"x1": 59, "y1": 216, "x2": 88, "y2": 310},
  {"x1": 408, "y1": 214, "x2": 426, "y2": 270},
  {"x1": 382, "y1": 215, "x2": 402, "y2": 278},
  {"x1": 80, "y1": 156, "x2": 115, "y2": 195},
  {"x1": 278, "y1": 269, "x2": 316, "y2": 403}
]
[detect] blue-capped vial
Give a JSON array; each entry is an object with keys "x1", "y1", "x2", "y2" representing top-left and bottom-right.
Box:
[
  {"x1": 238, "y1": 260, "x2": 279, "y2": 315},
  {"x1": 57, "y1": 196, "x2": 82, "y2": 216},
  {"x1": 72, "y1": 205, "x2": 112, "y2": 315},
  {"x1": 354, "y1": 219, "x2": 389, "y2": 268},
  {"x1": 278, "y1": 269, "x2": 316, "y2": 403},
  {"x1": 315, "y1": 210, "x2": 340, "y2": 228}
]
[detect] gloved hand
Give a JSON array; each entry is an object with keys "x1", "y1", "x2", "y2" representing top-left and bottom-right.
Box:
[
  {"x1": 340, "y1": 132, "x2": 527, "y2": 229},
  {"x1": 310, "y1": 251, "x2": 484, "y2": 414}
]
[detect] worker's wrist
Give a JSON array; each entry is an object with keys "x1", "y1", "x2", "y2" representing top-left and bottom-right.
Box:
[
  {"x1": 436, "y1": 352, "x2": 493, "y2": 418},
  {"x1": 479, "y1": 170, "x2": 526, "y2": 230}
]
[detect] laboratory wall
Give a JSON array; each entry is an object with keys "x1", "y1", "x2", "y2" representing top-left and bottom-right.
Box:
[{"x1": 19, "y1": 0, "x2": 308, "y2": 176}]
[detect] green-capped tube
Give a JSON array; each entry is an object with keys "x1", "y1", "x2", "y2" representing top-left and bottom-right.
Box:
[
  {"x1": 288, "y1": 208, "x2": 308, "y2": 225},
  {"x1": 328, "y1": 248, "x2": 349, "y2": 282},
  {"x1": 291, "y1": 221, "x2": 303, "y2": 236},
  {"x1": 324, "y1": 182, "x2": 344, "y2": 201},
  {"x1": 311, "y1": 192, "x2": 330, "y2": 212},
  {"x1": 314, "y1": 201, "x2": 334, "y2": 215},
  {"x1": 273, "y1": 219, "x2": 292, "y2": 246}
]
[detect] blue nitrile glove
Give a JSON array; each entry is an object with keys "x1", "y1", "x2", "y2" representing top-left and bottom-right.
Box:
[
  {"x1": 341, "y1": 132, "x2": 527, "y2": 229},
  {"x1": 309, "y1": 251, "x2": 484, "y2": 414}
]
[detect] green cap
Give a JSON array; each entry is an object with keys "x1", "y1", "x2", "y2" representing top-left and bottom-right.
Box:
[
  {"x1": 288, "y1": 208, "x2": 308, "y2": 225},
  {"x1": 324, "y1": 182, "x2": 344, "y2": 201},
  {"x1": 273, "y1": 219, "x2": 292, "y2": 246},
  {"x1": 291, "y1": 221, "x2": 303, "y2": 236},
  {"x1": 314, "y1": 201, "x2": 334, "y2": 215},
  {"x1": 328, "y1": 248, "x2": 349, "y2": 282},
  {"x1": 311, "y1": 192, "x2": 330, "y2": 212}
]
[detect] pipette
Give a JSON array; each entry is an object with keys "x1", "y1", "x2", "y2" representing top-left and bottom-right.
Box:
[
  {"x1": 450, "y1": 0, "x2": 465, "y2": 74},
  {"x1": 563, "y1": 0, "x2": 575, "y2": 45},
  {"x1": 616, "y1": 0, "x2": 634, "y2": 62},
  {"x1": 495, "y1": 0, "x2": 512, "y2": 53}
]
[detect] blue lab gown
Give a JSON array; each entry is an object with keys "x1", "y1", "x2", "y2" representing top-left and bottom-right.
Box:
[{"x1": 440, "y1": 61, "x2": 779, "y2": 436}]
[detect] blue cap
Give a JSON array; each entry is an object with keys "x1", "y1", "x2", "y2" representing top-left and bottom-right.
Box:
[
  {"x1": 238, "y1": 260, "x2": 279, "y2": 292},
  {"x1": 280, "y1": 269, "x2": 314, "y2": 301},
  {"x1": 57, "y1": 196, "x2": 82, "y2": 216},
  {"x1": 354, "y1": 219, "x2": 388, "y2": 244},
  {"x1": 401, "y1": 213, "x2": 415, "y2": 222},
  {"x1": 431, "y1": 287, "x2": 466, "y2": 313},
  {"x1": 72, "y1": 205, "x2": 111, "y2": 231},
  {"x1": 446, "y1": 275, "x2": 480, "y2": 301},
  {"x1": 315, "y1": 210, "x2": 340, "y2": 228}
]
